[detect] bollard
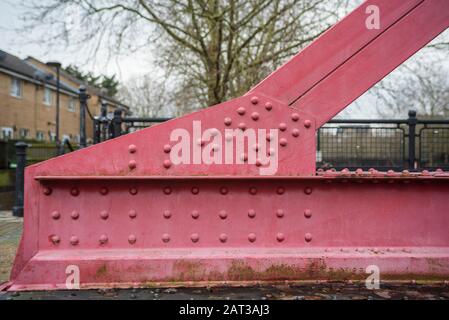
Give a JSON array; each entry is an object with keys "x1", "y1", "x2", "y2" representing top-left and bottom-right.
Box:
[{"x1": 12, "y1": 142, "x2": 27, "y2": 217}]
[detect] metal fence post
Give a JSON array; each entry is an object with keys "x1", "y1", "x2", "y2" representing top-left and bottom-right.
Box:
[
  {"x1": 112, "y1": 109, "x2": 123, "y2": 138},
  {"x1": 407, "y1": 110, "x2": 417, "y2": 170},
  {"x1": 13, "y1": 141, "x2": 27, "y2": 217},
  {"x1": 93, "y1": 117, "x2": 100, "y2": 144},
  {"x1": 79, "y1": 86, "x2": 89, "y2": 148}
]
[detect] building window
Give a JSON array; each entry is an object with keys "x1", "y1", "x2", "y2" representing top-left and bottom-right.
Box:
[
  {"x1": 1, "y1": 127, "x2": 14, "y2": 140},
  {"x1": 19, "y1": 128, "x2": 29, "y2": 139},
  {"x1": 36, "y1": 131, "x2": 45, "y2": 141},
  {"x1": 43, "y1": 87, "x2": 52, "y2": 106},
  {"x1": 68, "y1": 98, "x2": 76, "y2": 112},
  {"x1": 49, "y1": 132, "x2": 56, "y2": 142},
  {"x1": 10, "y1": 77, "x2": 22, "y2": 98}
]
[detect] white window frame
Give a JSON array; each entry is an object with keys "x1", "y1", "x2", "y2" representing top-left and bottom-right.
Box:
[
  {"x1": 68, "y1": 98, "x2": 76, "y2": 112},
  {"x1": 36, "y1": 131, "x2": 45, "y2": 141},
  {"x1": 19, "y1": 128, "x2": 29, "y2": 139},
  {"x1": 43, "y1": 87, "x2": 52, "y2": 106},
  {"x1": 1, "y1": 127, "x2": 14, "y2": 140},
  {"x1": 10, "y1": 77, "x2": 22, "y2": 98}
]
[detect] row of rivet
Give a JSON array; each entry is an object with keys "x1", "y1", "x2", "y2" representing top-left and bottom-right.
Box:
[
  {"x1": 51, "y1": 233, "x2": 313, "y2": 245},
  {"x1": 51, "y1": 208, "x2": 312, "y2": 220},
  {"x1": 160, "y1": 209, "x2": 313, "y2": 219},
  {"x1": 44, "y1": 186, "x2": 314, "y2": 196}
]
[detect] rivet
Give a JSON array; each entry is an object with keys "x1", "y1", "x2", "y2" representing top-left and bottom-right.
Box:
[
  {"x1": 71, "y1": 210, "x2": 79, "y2": 220},
  {"x1": 100, "y1": 210, "x2": 109, "y2": 220},
  {"x1": 129, "y1": 187, "x2": 138, "y2": 195},
  {"x1": 292, "y1": 129, "x2": 300, "y2": 137},
  {"x1": 51, "y1": 211, "x2": 60, "y2": 220},
  {"x1": 255, "y1": 159, "x2": 262, "y2": 167},
  {"x1": 248, "y1": 209, "x2": 256, "y2": 218},
  {"x1": 238, "y1": 123, "x2": 246, "y2": 131},
  {"x1": 277, "y1": 187, "x2": 285, "y2": 195},
  {"x1": 304, "y1": 187, "x2": 313, "y2": 195},
  {"x1": 225, "y1": 133, "x2": 233, "y2": 141},
  {"x1": 252, "y1": 144, "x2": 259, "y2": 152},
  {"x1": 240, "y1": 153, "x2": 248, "y2": 162},
  {"x1": 304, "y1": 120, "x2": 312, "y2": 128},
  {"x1": 291, "y1": 113, "x2": 300, "y2": 122},
  {"x1": 210, "y1": 128, "x2": 219, "y2": 136},
  {"x1": 100, "y1": 187, "x2": 108, "y2": 195},
  {"x1": 266, "y1": 133, "x2": 273, "y2": 141},
  {"x1": 251, "y1": 112, "x2": 259, "y2": 121},
  {"x1": 220, "y1": 187, "x2": 228, "y2": 195},
  {"x1": 276, "y1": 209, "x2": 284, "y2": 218},
  {"x1": 128, "y1": 160, "x2": 137, "y2": 169},
  {"x1": 163, "y1": 186, "x2": 172, "y2": 195},
  {"x1": 305, "y1": 233, "x2": 312, "y2": 242},
  {"x1": 237, "y1": 107, "x2": 246, "y2": 115},
  {"x1": 276, "y1": 233, "x2": 285, "y2": 242},
  {"x1": 51, "y1": 235, "x2": 60, "y2": 244},
  {"x1": 279, "y1": 138, "x2": 288, "y2": 147},
  {"x1": 224, "y1": 117, "x2": 232, "y2": 126},
  {"x1": 304, "y1": 209, "x2": 312, "y2": 218},
  {"x1": 250, "y1": 96, "x2": 259, "y2": 105},
  {"x1": 43, "y1": 186, "x2": 52, "y2": 195},
  {"x1": 249, "y1": 187, "x2": 257, "y2": 195},
  {"x1": 265, "y1": 102, "x2": 273, "y2": 111},
  {"x1": 248, "y1": 233, "x2": 256, "y2": 243},
  {"x1": 128, "y1": 235, "x2": 137, "y2": 244},
  {"x1": 128, "y1": 144, "x2": 137, "y2": 153},
  {"x1": 162, "y1": 234, "x2": 170, "y2": 243},
  {"x1": 129, "y1": 209, "x2": 137, "y2": 219},
  {"x1": 219, "y1": 233, "x2": 228, "y2": 243},
  {"x1": 191, "y1": 233, "x2": 199, "y2": 243},
  {"x1": 70, "y1": 187, "x2": 79, "y2": 197},
  {"x1": 219, "y1": 210, "x2": 227, "y2": 219},
  {"x1": 163, "y1": 210, "x2": 171, "y2": 219},
  {"x1": 163, "y1": 160, "x2": 172, "y2": 169},
  {"x1": 279, "y1": 123, "x2": 287, "y2": 131},
  {"x1": 191, "y1": 210, "x2": 200, "y2": 219},
  {"x1": 191, "y1": 186, "x2": 199, "y2": 195},
  {"x1": 163, "y1": 144, "x2": 171, "y2": 153},
  {"x1": 99, "y1": 234, "x2": 108, "y2": 244},
  {"x1": 70, "y1": 236, "x2": 79, "y2": 246}
]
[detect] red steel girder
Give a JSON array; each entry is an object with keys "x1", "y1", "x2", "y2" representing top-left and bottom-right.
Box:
[{"x1": 5, "y1": 0, "x2": 449, "y2": 290}]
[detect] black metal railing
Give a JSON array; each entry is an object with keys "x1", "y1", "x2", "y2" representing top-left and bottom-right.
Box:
[{"x1": 94, "y1": 109, "x2": 449, "y2": 172}]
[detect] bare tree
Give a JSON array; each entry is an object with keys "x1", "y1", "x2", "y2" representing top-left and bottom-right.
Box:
[
  {"x1": 118, "y1": 75, "x2": 174, "y2": 117},
  {"x1": 21, "y1": 0, "x2": 354, "y2": 114}
]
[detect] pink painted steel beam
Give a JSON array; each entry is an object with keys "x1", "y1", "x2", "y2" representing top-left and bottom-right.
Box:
[
  {"x1": 248, "y1": 0, "x2": 424, "y2": 105},
  {"x1": 291, "y1": 0, "x2": 449, "y2": 127}
]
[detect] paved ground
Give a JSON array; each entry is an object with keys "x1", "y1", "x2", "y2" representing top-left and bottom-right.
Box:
[
  {"x1": 0, "y1": 211, "x2": 22, "y2": 284},
  {"x1": 1, "y1": 283, "x2": 449, "y2": 300},
  {"x1": 0, "y1": 211, "x2": 448, "y2": 300}
]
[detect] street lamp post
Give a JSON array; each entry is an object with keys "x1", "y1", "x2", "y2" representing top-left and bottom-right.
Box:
[{"x1": 46, "y1": 61, "x2": 62, "y2": 154}]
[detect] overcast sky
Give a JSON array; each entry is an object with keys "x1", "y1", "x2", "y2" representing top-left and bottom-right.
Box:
[{"x1": 0, "y1": 0, "x2": 153, "y2": 82}]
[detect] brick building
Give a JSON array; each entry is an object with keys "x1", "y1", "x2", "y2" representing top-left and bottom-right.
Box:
[{"x1": 0, "y1": 49, "x2": 129, "y2": 144}]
